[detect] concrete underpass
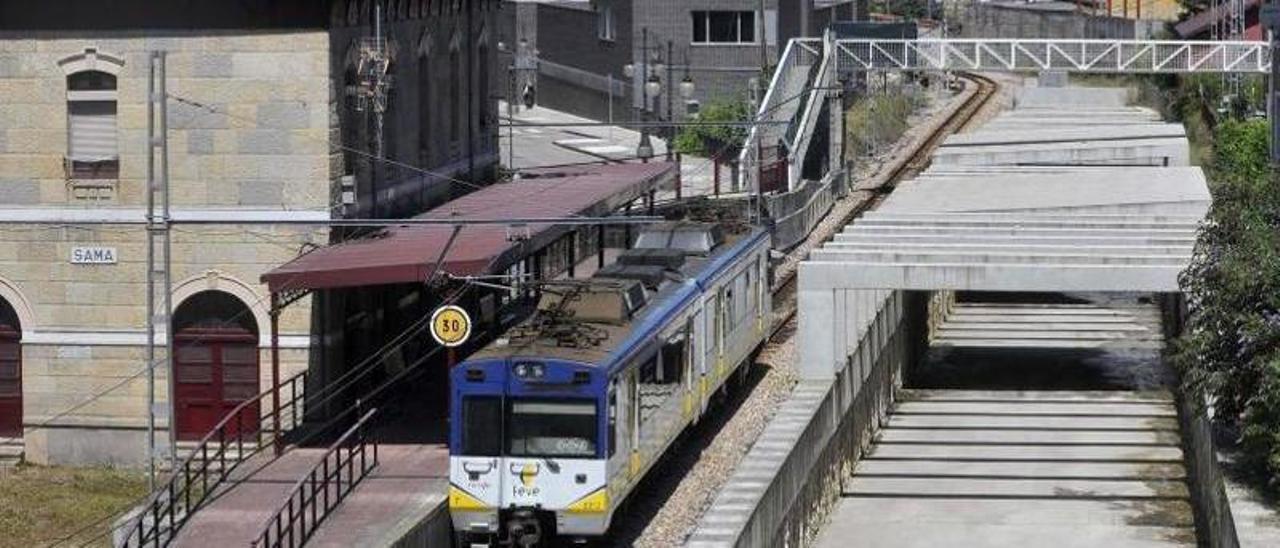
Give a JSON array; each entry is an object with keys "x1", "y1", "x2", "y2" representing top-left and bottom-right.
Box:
[{"x1": 816, "y1": 293, "x2": 1197, "y2": 548}]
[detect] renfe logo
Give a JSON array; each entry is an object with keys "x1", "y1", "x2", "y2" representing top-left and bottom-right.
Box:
[
  {"x1": 70, "y1": 246, "x2": 118, "y2": 264},
  {"x1": 510, "y1": 462, "x2": 541, "y2": 497}
]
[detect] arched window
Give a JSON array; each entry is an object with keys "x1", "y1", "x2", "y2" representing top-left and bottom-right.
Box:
[
  {"x1": 478, "y1": 39, "x2": 491, "y2": 138},
  {"x1": 66, "y1": 70, "x2": 119, "y2": 180},
  {"x1": 417, "y1": 47, "x2": 432, "y2": 165},
  {"x1": 342, "y1": 62, "x2": 360, "y2": 177},
  {"x1": 449, "y1": 37, "x2": 462, "y2": 146},
  {"x1": 331, "y1": 0, "x2": 348, "y2": 27}
]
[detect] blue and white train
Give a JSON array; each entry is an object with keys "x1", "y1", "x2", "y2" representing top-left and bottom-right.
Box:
[{"x1": 449, "y1": 221, "x2": 772, "y2": 547}]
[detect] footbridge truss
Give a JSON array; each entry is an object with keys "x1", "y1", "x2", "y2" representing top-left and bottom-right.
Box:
[
  {"x1": 742, "y1": 37, "x2": 1270, "y2": 192},
  {"x1": 834, "y1": 39, "x2": 1270, "y2": 74}
]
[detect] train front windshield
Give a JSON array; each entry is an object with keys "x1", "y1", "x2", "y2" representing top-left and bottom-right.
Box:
[{"x1": 462, "y1": 397, "x2": 598, "y2": 458}]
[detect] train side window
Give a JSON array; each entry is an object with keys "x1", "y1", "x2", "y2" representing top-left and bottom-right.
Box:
[
  {"x1": 462, "y1": 396, "x2": 502, "y2": 456},
  {"x1": 660, "y1": 328, "x2": 687, "y2": 385},
  {"x1": 725, "y1": 285, "x2": 736, "y2": 329}
]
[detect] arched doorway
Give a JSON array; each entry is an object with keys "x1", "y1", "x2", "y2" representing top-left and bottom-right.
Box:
[
  {"x1": 0, "y1": 298, "x2": 20, "y2": 437},
  {"x1": 172, "y1": 291, "x2": 260, "y2": 441}
]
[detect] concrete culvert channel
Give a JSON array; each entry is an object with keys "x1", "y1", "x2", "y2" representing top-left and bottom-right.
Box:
[{"x1": 815, "y1": 291, "x2": 1198, "y2": 548}]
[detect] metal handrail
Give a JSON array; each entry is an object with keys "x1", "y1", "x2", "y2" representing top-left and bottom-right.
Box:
[
  {"x1": 121, "y1": 370, "x2": 308, "y2": 547},
  {"x1": 740, "y1": 39, "x2": 824, "y2": 194},
  {"x1": 252, "y1": 408, "x2": 380, "y2": 548}
]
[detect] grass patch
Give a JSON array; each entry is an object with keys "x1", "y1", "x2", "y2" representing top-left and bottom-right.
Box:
[
  {"x1": 0, "y1": 464, "x2": 147, "y2": 547},
  {"x1": 844, "y1": 87, "x2": 926, "y2": 165}
]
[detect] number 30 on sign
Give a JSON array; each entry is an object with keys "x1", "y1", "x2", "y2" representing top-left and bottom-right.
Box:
[{"x1": 430, "y1": 305, "x2": 472, "y2": 347}]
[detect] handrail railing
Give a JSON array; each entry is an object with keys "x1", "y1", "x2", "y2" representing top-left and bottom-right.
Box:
[
  {"x1": 739, "y1": 39, "x2": 822, "y2": 196},
  {"x1": 253, "y1": 408, "x2": 380, "y2": 548},
  {"x1": 787, "y1": 32, "x2": 839, "y2": 188},
  {"x1": 832, "y1": 38, "x2": 1270, "y2": 74},
  {"x1": 121, "y1": 370, "x2": 308, "y2": 547}
]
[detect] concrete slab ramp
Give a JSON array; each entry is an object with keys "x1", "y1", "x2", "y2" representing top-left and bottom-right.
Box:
[
  {"x1": 1017, "y1": 86, "x2": 1131, "y2": 108},
  {"x1": 817, "y1": 390, "x2": 1197, "y2": 548}
]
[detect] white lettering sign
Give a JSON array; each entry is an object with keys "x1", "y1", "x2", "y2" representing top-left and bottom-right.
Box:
[{"x1": 70, "y1": 246, "x2": 118, "y2": 264}]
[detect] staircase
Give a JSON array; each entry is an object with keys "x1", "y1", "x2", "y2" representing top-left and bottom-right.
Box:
[
  {"x1": 839, "y1": 389, "x2": 1196, "y2": 547},
  {"x1": 740, "y1": 38, "x2": 821, "y2": 194},
  {"x1": 0, "y1": 437, "x2": 22, "y2": 466}
]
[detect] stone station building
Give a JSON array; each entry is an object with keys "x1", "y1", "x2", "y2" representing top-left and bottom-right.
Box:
[{"x1": 0, "y1": 0, "x2": 500, "y2": 466}]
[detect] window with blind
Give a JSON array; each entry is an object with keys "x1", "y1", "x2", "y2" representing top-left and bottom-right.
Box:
[{"x1": 66, "y1": 70, "x2": 119, "y2": 180}]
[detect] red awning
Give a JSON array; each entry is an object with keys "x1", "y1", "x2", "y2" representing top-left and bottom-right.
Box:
[{"x1": 261, "y1": 161, "x2": 676, "y2": 293}]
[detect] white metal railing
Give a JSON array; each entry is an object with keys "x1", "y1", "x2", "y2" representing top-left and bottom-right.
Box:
[
  {"x1": 834, "y1": 39, "x2": 1270, "y2": 74},
  {"x1": 787, "y1": 32, "x2": 840, "y2": 188},
  {"x1": 740, "y1": 38, "x2": 822, "y2": 196}
]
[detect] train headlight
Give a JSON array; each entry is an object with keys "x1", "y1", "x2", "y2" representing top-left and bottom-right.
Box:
[{"x1": 513, "y1": 362, "x2": 545, "y2": 379}]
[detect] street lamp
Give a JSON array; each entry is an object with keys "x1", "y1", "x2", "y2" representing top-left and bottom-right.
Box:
[
  {"x1": 645, "y1": 74, "x2": 662, "y2": 98},
  {"x1": 631, "y1": 29, "x2": 697, "y2": 162},
  {"x1": 680, "y1": 75, "x2": 695, "y2": 100}
]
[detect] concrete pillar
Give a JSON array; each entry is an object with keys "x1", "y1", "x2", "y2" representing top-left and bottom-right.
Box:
[{"x1": 798, "y1": 285, "x2": 837, "y2": 380}]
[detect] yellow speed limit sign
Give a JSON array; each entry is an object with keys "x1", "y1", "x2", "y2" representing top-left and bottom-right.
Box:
[{"x1": 430, "y1": 305, "x2": 472, "y2": 347}]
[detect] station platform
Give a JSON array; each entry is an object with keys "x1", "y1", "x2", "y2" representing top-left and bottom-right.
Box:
[
  {"x1": 173, "y1": 408, "x2": 451, "y2": 547},
  {"x1": 305, "y1": 443, "x2": 449, "y2": 547}
]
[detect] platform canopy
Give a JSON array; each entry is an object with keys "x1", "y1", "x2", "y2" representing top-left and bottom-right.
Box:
[{"x1": 261, "y1": 162, "x2": 675, "y2": 293}]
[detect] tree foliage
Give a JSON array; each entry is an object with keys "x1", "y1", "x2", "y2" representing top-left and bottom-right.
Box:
[
  {"x1": 672, "y1": 98, "x2": 751, "y2": 158},
  {"x1": 1175, "y1": 117, "x2": 1280, "y2": 487}
]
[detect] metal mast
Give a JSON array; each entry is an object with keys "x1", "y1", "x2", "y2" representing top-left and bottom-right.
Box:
[
  {"x1": 145, "y1": 51, "x2": 174, "y2": 487},
  {"x1": 1229, "y1": 0, "x2": 1247, "y2": 98},
  {"x1": 353, "y1": 1, "x2": 392, "y2": 215}
]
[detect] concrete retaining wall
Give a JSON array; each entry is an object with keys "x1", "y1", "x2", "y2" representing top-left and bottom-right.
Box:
[
  {"x1": 686, "y1": 291, "x2": 928, "y2": 547},
  {"x1": 766, "y1": 171, "x2": 846, "y2": 251},
  {"x1": 1162, "y1": 292, "x2": 1240, "y2": 548},
  {"x1": 389, "y1": 500, "x2": 452, "y2": 548},
  {"x1": 958, "y1": 2, "x2": 1137, "y2": 39}
]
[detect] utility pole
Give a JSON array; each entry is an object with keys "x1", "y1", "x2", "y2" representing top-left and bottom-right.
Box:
[
  {"x1": 666, "y1": 40, "x2": 674, "y2": 161},
  {"x1": 353, "y1": 2, "x2": 392, "y2": 216},
  {"x1": 636, "y1": 27, "x2": 654, "y2": 160},
  {"x1": 1265, "y1": 3, "x2": 1280, "y2": 164},
  {"x1": 145, "y1": 51, "x2": 174, "y2": 488},
  {"x1": 759, "y1": 0, "x2": 769, "y2": 68}
]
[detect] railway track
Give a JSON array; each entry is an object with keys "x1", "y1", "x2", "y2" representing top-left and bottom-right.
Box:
[
  {"x1": 767, "y1": 72, "x2": 998, "y2": 341},
  {"x1": 611, "y1": 73, "x2": 1000, "y2": 548}
]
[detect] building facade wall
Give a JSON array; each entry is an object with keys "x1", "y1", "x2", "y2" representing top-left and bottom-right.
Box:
[
  {"x1": 0, "y1": 31, "x2": 331, "y2": 465},
  {"x1": 513, "y1": 0, "x2": 858, "y2": 124},
  {"x1": 327, "y1": 0, "x2": 501, "y2": 219}
]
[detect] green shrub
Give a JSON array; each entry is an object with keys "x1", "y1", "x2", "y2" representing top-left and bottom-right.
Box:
[
  {"x1": 844, "y1": 90, "x2": 925, "y2": 161},
  {"x1": 672, "y1": 98, "x2": 752, "y2": 158},
  {"x1": 1175, "y1": 116, "x2": 1280, "y2": 489}
]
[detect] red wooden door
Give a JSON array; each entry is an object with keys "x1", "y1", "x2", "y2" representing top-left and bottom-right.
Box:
[
  {"x1": 0, "y1": 325, "x2": 20, "y2": 437},
  {"x1": 174, "y1": 328, "x2": 260, "y2": 441}
]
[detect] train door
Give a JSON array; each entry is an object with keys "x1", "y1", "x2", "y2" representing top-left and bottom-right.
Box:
[
  {"x1": 683, "y1": 316, "x2": 697, "y2": 422},
  {"x1": 755, "y1": 254, "x2": 766, "y2": 335}
]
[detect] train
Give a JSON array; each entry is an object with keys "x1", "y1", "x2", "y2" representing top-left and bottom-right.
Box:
[{"x1": 448, "y1": 220, "x2": 773, "y2": 547}]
